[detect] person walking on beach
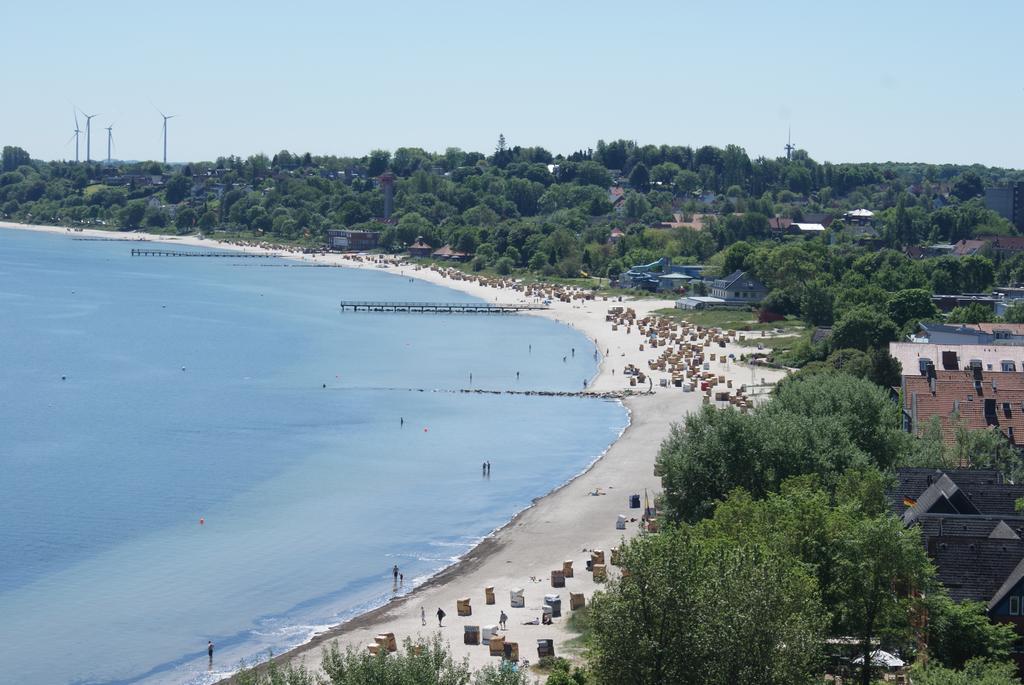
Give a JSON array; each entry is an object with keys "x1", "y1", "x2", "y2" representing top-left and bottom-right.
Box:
[
  {"x1": 499, "y1": 610, "x2": 508, "y2": 630},
  {"x1": 437, "y1": 607, "x2": 446, "y2": 627},
  {"x1": 421, "y1": 607, "x2": 426, "y2": 625}
]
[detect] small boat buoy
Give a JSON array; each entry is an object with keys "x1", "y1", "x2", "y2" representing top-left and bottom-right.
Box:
[
  {"x1": 423, "y1": 427, "x2": 429, "y2": 432},
  {"x1": 61, "y1": 375, "x2": 66, "y2": 381},
  {"x1": 181, "y1": 366, "x2": 186, "y2": 371},
  {"x1": 199, "y1": 517, "x2": 205, "y2": 525}
]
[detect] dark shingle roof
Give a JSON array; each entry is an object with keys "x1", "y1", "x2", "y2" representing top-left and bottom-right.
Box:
[
  {"x1": 889, "y1": 468, "x2": 1009, "y2": 517},
  {"x1": 928, "y1": 537, "x2": 1024, "y2": 603}
]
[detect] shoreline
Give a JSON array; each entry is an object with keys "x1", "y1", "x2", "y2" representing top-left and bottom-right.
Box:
[{"x1": 0, "y1": 222, "x2": 788, "y2": 680}]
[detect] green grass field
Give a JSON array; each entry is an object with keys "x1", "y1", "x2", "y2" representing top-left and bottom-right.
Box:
[{"x1": 652, "y1": 307, "x2": 805, "y2": 331}]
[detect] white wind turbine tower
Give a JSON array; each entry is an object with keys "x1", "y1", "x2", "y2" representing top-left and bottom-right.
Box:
[
  {"x1": 159, "y1": 110, "x2": 176, "y2": 164},
  {"x1": 105, "y1": 124, "x2": 114, "y2": 164},
  {"x1": 68, "y1": 111, "x2": 82, "y2": 163},
  {"x1": 81, "y1": 110, "x2": 97, "y2": 162}
]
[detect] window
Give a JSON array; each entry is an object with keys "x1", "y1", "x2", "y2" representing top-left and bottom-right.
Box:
[
  {"x1": 1003, "y1": 360, "x2": 1017, "y2": 372},
  {"x1": 919, "y1": 358, "x2": 933, "y2": 373},
  {"x1": 1011, "y1": 596, "x2": 1020, "y2": 615}
]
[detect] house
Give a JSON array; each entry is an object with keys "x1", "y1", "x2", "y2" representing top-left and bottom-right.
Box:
[
  {"x1": 843, "y1": 208, "x2": 874, "y2": 224},
  {"x1": 768, "y1": 217, "x2": 793, "y2": 232},
  {"x1": 982, "y1": 235, "x2": 1024, "y2": 257},
  {"x1": 887, "y1": 468, "x2": 1024, "y2": 673},
  {"x1": 709, "y1": 271, "x2": 768, "y2": 304},
  {"x1": 407, "y1": 237, "x2": 433, "y2": 258},
  {"x1": 608, "y1": 227, "x2": 624, "y2": 244},
  {"x1": 657, "y1": 272, "x2": 693, "y2": 293},
  {"x1": 891, "y1": 341, "x2": 1024, "y2": 377},
  {"x1": 951, "y1": 239, "x2": 987, "y2": 257},
  {"x1": 900, "y1": 368, "x2": 1024, "y2": 444},
  {"x1": 327, "y1": 229, "x2": 380, "y2": 251},
  {"x1": 608, "y1": 187, "x2": 626, "y2": 213},
  {"x1": 618, "y1": 258, "x2": 703, "y2": 292},
  {"x1": 791, "y1": 222, "x2": 826, "y2": 235},
  {"x1": 431, "y1": 245, "x2": 471, "y2": 261},
  {"x1": 676, "y1": 295, "x2": 728, "y2": 310},
  {"x1": 911, "y1": 322, "x2": 1024, "y2": 346},
  {"x1": 932, "y1": 293, "x2": 1001, "y2": 313}
]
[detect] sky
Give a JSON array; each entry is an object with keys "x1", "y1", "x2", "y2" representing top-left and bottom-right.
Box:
[{"x1": 2, "y1": 0, "x2": 1022, "y2": 168}]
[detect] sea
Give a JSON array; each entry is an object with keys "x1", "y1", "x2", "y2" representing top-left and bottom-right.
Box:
[{"x1": 0, "y1": 228, "x2": 629, "y2": 685}]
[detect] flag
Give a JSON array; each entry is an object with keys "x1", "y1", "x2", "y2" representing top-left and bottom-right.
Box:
[{"x1": 903, "y1": 496, "x2": 917, "y2": 507}]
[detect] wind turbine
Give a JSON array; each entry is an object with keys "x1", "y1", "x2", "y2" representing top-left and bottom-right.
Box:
[
  {"x1": 784, "y1": 126, "x2": 795, "y2": 161},
  {"x1": 159, "y1": 110, "x2": 176, "y2": 164},
  {"x1": 80, "y1": 110, "x2": 97, "y2": 163},
  {"x1": 105, "y1": 124, "x2": 114, "y2": 164},
  {"x1": 67, "y1": 111, "x2": 82, "y2": 163}
]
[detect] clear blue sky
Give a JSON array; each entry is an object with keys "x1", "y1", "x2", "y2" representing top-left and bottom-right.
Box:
[{"x1": 3, "y1": 1, "x2": 1022, "y2": 167}]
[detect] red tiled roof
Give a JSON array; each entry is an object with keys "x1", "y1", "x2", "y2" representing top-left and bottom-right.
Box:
[
  {"x1": 982, "y1": 235, "x2": 1024, "y2": 252},
  {"x1": 970, "y1": 323, "x2": 1024, "y2": 335},
  {"x1": 904, "y1": 370, "x2": 1024, "y2": 446}
]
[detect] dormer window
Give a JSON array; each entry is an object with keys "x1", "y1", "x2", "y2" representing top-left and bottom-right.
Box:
[{"x1": 1011, "y1": 596, "x2": 1021, "y2": 615}]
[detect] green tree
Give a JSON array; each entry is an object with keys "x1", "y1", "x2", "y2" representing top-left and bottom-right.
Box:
[
  {"x1": 674, "y1": 170, "x2": 700, "y2": 194},
  {"x1": 831, "y1": 514, "x2": 931, "y2": 685},
  {"x1": 946, "y1": 302, "x2": 996, "y2": 324},
  {"x1": 628, "y1": 162, "x2": 650, "y2": 192},
  {"x1": 908, "y1": 658, "x2": 1022, "y2": 685},
  {"x1": 588, "y1": 528, "x2": 824, "y2": 685},
  {"x1": 951, "y1": 171, "x2": 984, "y2": 202},
  {"x1": 925, "y1": 593, "x2": 1016, "y2": 669},
  {"x1": 1002, "y1": 302, "x2": 1024, "y2": 323},
  {"x1": 120, "y1": 200, "x2": 146, "y2": 228},
  {"x1": 830, "y1": 306, "x2": 899, "y2": 352},
  {"x1": 165, "y1": 174, "x2": 191, "y2": 204},
  {"x1": 2, "y1": 145, "x2": 31, "y2": 172},
  {"x1": 888, "y1": 288, "x2": 939, "y2": 328}
]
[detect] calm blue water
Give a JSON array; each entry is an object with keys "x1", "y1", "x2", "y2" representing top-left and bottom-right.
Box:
[{"x1": 0, "y1": 229, "x2": 628, "y2": 685}]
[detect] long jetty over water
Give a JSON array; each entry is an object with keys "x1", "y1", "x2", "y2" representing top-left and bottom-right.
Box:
[
  {"x1": 131, "y1": 248, "x2": 281, "y2": 258},
  {"x1": 340, "y1": 300, "x2": 549, "y2": 314}
]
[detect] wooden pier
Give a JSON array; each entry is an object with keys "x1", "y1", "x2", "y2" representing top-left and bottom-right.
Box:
[
  {"x1": 130, "y1": 248, "x2": 280, "y2": 258},
  {"x1": 340, "y1": 300, "x2": 548, "y2": 314}
]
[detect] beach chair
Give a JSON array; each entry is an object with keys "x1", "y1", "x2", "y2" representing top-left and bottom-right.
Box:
[
  {"x1": 457, "y1": 597, "x2": 472, "y2": 616},
  {"x1": 537, "y1": 639, "x2": 555, "y2": 659},
  {"x1": 592, "y1": 564, "x2": 607, "y2": 582},
  {"x1": 510, "y1": 588, "x2": 525, "y2": 608},
  {"x1": 570, "y1": 592, "x2": 585, "y2": 610},
  {"x1": 464, "y1": 625, "x2": 480, "y2": 645},
  {"x1": 562, "y1": 560, "x2": 574, "y2": 578},
  {"x1": 484, "y1": 586, "x2": 495, "y2": 605},
  {"x1": 489, "y1": 634, "x2": 505, "y2": 656},
  {"x1": 503, "y1": 641, "x2": 519, "y2": 662},
  {"x1": 544, "y1": 594, "x2": 562, "y2": 618},
  {"x1": 550, "y1": 569, "x2": 565, "y2": 587}
]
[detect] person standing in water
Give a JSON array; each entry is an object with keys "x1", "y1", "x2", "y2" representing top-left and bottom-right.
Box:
[
  {"x1": 393, "y1": 564, "x2": 399, "y2": 583},
  {"x1": 207, "y1": 641, "x2": 214, "y2": 663}
]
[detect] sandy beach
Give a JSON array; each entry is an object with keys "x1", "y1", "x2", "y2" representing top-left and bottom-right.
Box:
[{"x1": 0, "y1": 222, "x2": 789, "y2": 679}]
